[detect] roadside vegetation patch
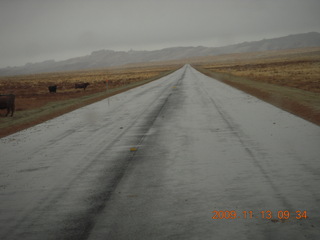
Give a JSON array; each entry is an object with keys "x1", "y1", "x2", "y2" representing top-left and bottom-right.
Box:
[
  {"x1": 0, "y1": 65, "x2": 181, "y2": 138},
  {"x1": 193, "y1": 48, "x2": 320, "y2": 125}
]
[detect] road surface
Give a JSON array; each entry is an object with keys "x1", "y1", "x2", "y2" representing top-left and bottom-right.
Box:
[{"x1": 1, "y1": 65, "x2": 320, "y2": 239}]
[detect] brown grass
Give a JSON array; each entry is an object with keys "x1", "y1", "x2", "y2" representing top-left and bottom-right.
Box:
[
  {"x1": 193, "y1": 47, "x2": 320, "y2": 125},
  {"x1": 0, "y1": 65, "x2": 181, "y2": 138},
  {"x1": 1, "y1": 46, "x2": 319, "y2": 138},
  {"x1": 199, "y1": 59, "x2": 320, "y2": 93}
]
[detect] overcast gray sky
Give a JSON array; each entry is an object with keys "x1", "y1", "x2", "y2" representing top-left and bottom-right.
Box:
[{"x1": 0, "y1": 0, "x2": 319, "y2": 68}]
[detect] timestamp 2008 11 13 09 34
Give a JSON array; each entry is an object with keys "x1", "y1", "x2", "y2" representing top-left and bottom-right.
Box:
[{"x1": 211, "y1": 210, "x2": 308, "y2": 220}]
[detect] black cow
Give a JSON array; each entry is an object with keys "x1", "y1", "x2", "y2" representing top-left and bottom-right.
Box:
[
  {"x1": 75, "y1": 82, "x2": 90, "y2": 90},
  {"x1": 48, "y1": 85, "x2": 57, "y2": 93},
  {"x1": 0, "y1": 94, "x2": 15, "y2": 117}
]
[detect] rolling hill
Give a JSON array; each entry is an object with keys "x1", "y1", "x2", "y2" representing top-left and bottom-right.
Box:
[{"x1": 1, "y1": 32, "x2": 320, "y2": 76}]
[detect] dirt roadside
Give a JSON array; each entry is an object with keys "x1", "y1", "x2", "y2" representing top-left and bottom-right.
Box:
[
  {"x1": 194, "y1": 66, "x2": 320, "y2": 126},
  {"x1": 0, "y1": 68, "x2": 179, "y2": 138}
]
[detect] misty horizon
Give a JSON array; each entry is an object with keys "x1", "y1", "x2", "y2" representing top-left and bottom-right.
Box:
[
  {"x1": 1, "y1": 0, "x2": 320, "y2": 68},
  {"x1": 2, "y1": 31, "x2": 319, "y2": 69}
]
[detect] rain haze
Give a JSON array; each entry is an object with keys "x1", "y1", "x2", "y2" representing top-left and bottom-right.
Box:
[{"x1": 0, "y1": 0, "x2": 319, "y2": 68}]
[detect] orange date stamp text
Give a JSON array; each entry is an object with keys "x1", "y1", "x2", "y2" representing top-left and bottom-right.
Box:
[{"x1": 211, "y1": 210, "x2": 308, "y2": 220}]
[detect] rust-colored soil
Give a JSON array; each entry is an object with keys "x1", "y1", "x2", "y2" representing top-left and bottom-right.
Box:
[
  {"x1": 192, "y1": 48, "x2": 320, "y2": 126},
  {"x1": 220, "y1": 78, "x2": 320, "y2": 125},
  {"x1": 194, "y1": 67, "x2": 320, "y2": 126},
  {"x1": 0, "y1": 88, "x2": 128, "y2": 138},
  {"x1": 1, "y1": 48, "x2": 319, "y2": 138},
  {"x1": 0, "y1": 65, "x2": 180, "y2": 138}
]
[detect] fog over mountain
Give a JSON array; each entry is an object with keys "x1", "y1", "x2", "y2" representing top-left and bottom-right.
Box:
[{"x1": 1, "y1": 32, "x2": 320, "y2": 76}]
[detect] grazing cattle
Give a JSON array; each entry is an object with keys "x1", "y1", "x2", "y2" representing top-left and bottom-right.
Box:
[
  {"x1": 48, "y1": 85, "x2": 57, "y2": 93},
  {"x1": 0, "y1": 94, "x2": 15, "y2": 117},
  {"x1": 75, "y1": 82, "x2": 90, "y2": 90}
]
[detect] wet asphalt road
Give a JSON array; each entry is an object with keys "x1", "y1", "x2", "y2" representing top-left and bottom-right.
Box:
[{"x1": 1, "y1": 65, "x2": 320, "y2": 239}]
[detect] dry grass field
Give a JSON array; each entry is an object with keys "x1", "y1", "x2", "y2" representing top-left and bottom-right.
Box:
[
  {"x1": 193, "y1": 47, "x2": 320, "y2": 125},
  {"x1": 0, "y1": 65, "x2": 180, "y2": 110},
  {"x1": 197, "y1": 50, "x2": 320, "y2": 93},
  {"x1": 1, "y1": 47, "x2": 319, "y2": 137},
  {"x1": 0, "y1": 65, "x2": 180, "y2": 137}
]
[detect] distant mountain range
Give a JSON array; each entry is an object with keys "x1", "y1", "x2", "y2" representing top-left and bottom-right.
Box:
[{"x1": 1, "y1": 32, "x2": 320, "y2": 76}]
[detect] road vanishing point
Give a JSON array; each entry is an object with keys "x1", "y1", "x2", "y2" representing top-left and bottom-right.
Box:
[{"x1": 1, "y1": 65, "x2": 320, "y2": 239}]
